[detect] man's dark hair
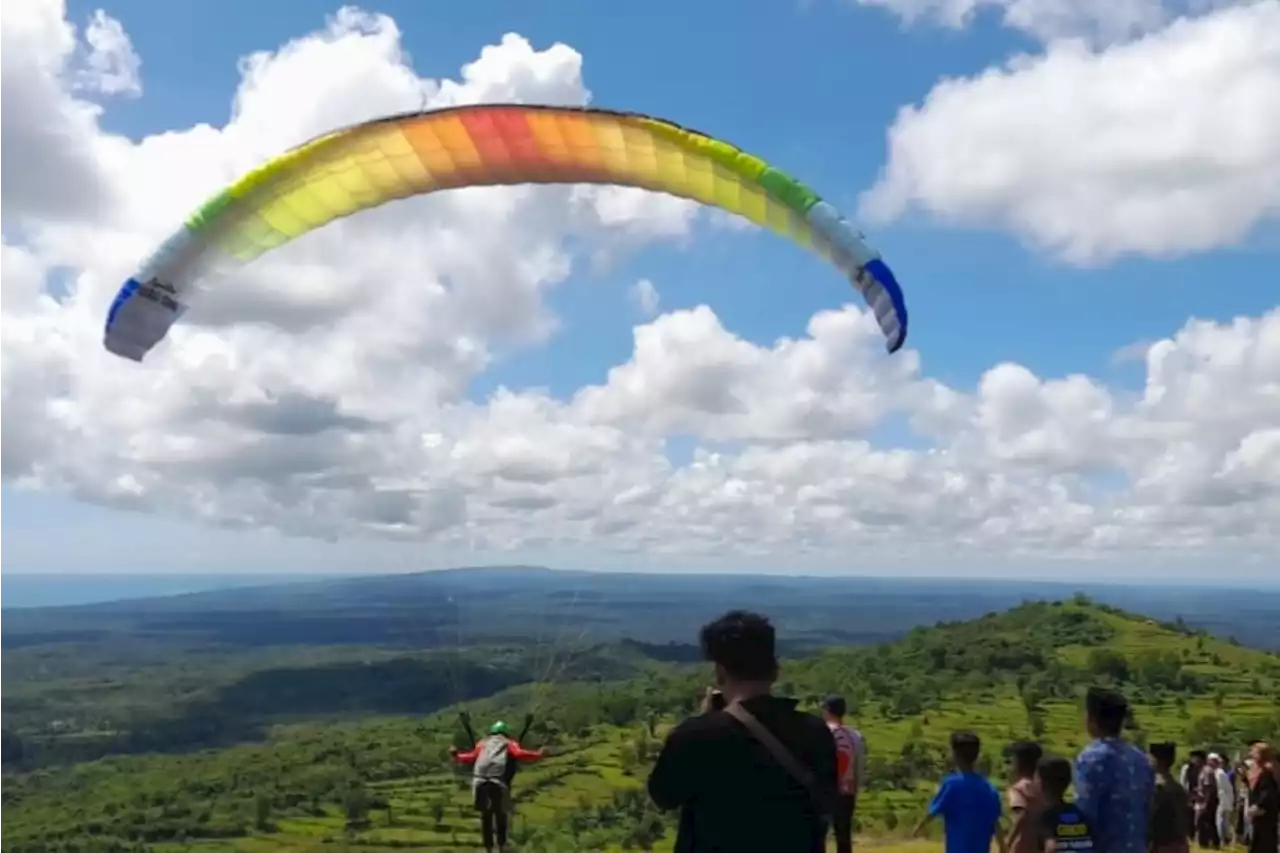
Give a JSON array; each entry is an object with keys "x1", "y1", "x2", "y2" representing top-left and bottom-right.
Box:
[
  {"x1": 699, "y1": 610, "x2": 777, "y2": 681},
  {"x1": 822, "y1": 695, "x2": 847, "y2": 717},
  {"x1": 1189, "y1": 749, "x2": 1208, "y2": 761},
  {"x1": 1037, "y1": 756, "x2": 1073, "y2": 798},
  {"x1": 1007, "y1": 741, "x2": 1044, "y2": 776},
  {"x1": 1149, "y1": 741, "x2": 1177, "y2": 767},
  {"x1": 1085, "y1": 686, "x2": 1129, "y2": 736},
  {"x1": 950, "y1": 731, "x2": 981, "y2": 767}
]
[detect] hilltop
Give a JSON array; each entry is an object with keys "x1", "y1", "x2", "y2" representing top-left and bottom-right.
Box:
[{"x1": 3, "y1": 597, "x2": 1278, "y2": 853}]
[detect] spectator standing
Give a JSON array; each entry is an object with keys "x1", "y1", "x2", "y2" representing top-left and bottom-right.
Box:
[
  {"x1": 1196, "y1": 758, "x2": 1222, "y2": 848},
  {"x1": 1244, "y1": 742, "x2": 1278, "y2": 853},
  {"x1": 1148, "y1": 742, "x2": 1191, "y2": 853},
  {"x1": 1037, "y1": 756, "x2": 1097, "y2": 853},
  {"x1": 647, "y1": 611, "x2": 838, "y2": 853},
  {"x1": 1182, "y1": 750, "x2": 1208, "y2": 842},
  {"x1": 1074, "y1": 687, "x2": 1154, "y2": 853},
  {"x1": 1206, "y1": 754, "x2": 1234, "y2": 845},
  {"x1": 913, "y1": 731, "x2": 1007, "y2": 853},
  {"x1": 822, "y1": 694, "x2": 867, "y2": 853},
  {"x1": 1007, "y1": 741, "x2": 1047, "y2": 853}
]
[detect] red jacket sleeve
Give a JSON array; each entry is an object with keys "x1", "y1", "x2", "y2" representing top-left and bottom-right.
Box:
[
  {"x1": 508, "y1": 740, "x2": 544, "y2": 762},
  {"x1": 453, "y1": 741, "x2": 482, "y2": 764},
  {"x1": 836, "y1": 749, "x2": 852, "y2": 783}
]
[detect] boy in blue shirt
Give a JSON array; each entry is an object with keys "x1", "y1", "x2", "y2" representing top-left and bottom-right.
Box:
[{"x1": 915, "y1": 731, "x2": 1008, "y2": 853}]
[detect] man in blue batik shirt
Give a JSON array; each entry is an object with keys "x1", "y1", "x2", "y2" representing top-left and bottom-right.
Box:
[{"x1": 1074, "y1": 687, "x2": 1154, "y2": 853}]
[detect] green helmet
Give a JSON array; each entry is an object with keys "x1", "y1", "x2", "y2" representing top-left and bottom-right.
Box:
[{"x1": 489, "y1": 720, "x2": 509, "y2": 736}]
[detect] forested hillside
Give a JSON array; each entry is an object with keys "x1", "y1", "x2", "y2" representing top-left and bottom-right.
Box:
[{"x1": 3, "y1": 597, "x2": 1279, "y2": 853}]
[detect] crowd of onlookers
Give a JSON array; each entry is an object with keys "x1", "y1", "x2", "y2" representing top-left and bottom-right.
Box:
[
  {"x1": 640, "y1": 610, "x2": 1280, "y2": 853},
  {"x1": 916, "y1": 703, "x2": 1279, "y2": 853},
  {"x1": 1178, "y1": 748, "x2": 1272, "y2": 850}
]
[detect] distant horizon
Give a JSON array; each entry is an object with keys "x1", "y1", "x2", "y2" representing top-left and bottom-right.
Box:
[{"x1": 4, "y1": 564, "x2": 1279, "y2": 611}]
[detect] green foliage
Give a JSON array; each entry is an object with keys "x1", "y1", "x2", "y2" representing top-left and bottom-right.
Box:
[{"x1": 3, "y1": 599, "x2": 1278, "y2": 853}]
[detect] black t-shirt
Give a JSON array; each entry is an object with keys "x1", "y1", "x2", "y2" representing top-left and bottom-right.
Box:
[
  {"x1": 1037, "y1": 803, "x2": 1096, "y2": 853},
  {"x1": 647, "y1": 696, "x2": 839, "y2": 853},
  {"x1": 1150, "y1": 775, "x2": 1191, "y2": 845}
]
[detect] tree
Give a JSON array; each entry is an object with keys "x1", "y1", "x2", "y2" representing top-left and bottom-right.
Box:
[
  {"x1": 343, "y1": 783, "x2": 371, "y2": 832},
  {"x1": 619, "y1": 745, "x2": 639, "y2": 776},
  {"x1": 254, "y1": 793, "x2": 272, "y2": 832},
  {"x1": 1186, "y1": 715, "x2": 1224, "y2": 746},
  {"x1": 632, "y1": 729, "x2": 650, "y2": 763},
  {"x1": 1088, "y1": 649, "x2": 1130, "y2": 682},
  {"x1": 892, "y1": 687, "x2": 924, "y2": 718},
  {"x1": 1, "y1": 729, "x2": 27, "y2": 769},
  {"x1": 1027, "y1": 709, "x2": 1047, "y2": 739}
]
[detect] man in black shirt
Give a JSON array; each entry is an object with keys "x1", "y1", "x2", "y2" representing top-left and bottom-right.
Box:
[
  {"x1": 1148, "y1": 741, "x2": 1191, "y2": 853},
  {"x1": 647, "y1": 610, "x2": 838, "y2": 853}
]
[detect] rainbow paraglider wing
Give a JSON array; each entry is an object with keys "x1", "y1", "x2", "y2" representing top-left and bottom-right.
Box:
[{"x1": 104, "y1": 104, "x2": 908, "y2": 362}]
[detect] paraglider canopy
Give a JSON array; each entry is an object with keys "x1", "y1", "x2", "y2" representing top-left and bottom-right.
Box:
[{"x1": 103, "y1": 103, "x2": 909, "y2": 363}]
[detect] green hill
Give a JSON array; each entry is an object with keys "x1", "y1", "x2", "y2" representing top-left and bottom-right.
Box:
[{"x1": 3, "y1": 597, "x2": 1278, "y2": 853}]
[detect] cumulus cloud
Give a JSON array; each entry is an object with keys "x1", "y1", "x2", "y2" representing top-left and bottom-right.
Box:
[
  {"x1": 75, "y1": 9, "x2": 141, "y2": 97},
  {"x1": 2, "y1": 1, "x2": 1277, "y2": 571},
  {"x1": 0, "y1": 1, "x2": 119, "y2": 221},
  {"x1": 629, "y1": 279, "x2": 661, "y2": 317},
  {"x1": 852, "y1": 0, "x2": 1243, "y2": 44},
  {"x1": 573, "y1": 306, "x2": 932, "y2": 442},
  {"x1": 860, "y1": 2, "x2": 1280, "y2": 264}
]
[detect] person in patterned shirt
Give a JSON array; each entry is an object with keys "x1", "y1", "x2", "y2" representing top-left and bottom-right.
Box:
[{"x1": 1074, "y1": 687, "x2": 1154, "y2": 853}]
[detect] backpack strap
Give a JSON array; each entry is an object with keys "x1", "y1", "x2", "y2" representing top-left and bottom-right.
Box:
[{"x1": 724, "y1": 702, "x2": 828, "y2": 813}]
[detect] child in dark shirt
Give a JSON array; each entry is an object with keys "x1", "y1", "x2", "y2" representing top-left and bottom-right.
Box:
[{"x1": 1036, "y1": 756, "x2": 1096, "y2": 853}]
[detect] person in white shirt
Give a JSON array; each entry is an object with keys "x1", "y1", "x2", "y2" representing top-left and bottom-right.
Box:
[
  {"x1": 822, "y1": 695, "x2": 867, "y2": 853},
  {"x1": 1207, "y1": 753, "x2": 1234, "y2": 845}
]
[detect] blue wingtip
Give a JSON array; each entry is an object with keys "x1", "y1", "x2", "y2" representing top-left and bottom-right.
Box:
[
  {"x1": 864, "y1": 258, "x2": 909, "y2": 354},
  {"x1": 104, "y1": 277, "x2": 140, "y2": 337}
]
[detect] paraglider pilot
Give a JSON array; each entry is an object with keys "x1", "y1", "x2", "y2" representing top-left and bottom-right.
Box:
[{"x1": 451, "y1": 712, "x2": 543, "y2": 853}]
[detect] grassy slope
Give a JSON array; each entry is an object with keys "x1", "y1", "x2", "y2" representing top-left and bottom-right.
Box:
[{"x1": 6, "y1": 600, "x2": 1278, "y2": 853}]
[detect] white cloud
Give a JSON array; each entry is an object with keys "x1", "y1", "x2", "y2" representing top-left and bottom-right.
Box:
[
  {"x1": 860, "y1": 2, "x2": 1280, "y2": 264},
  {"x1": 852, "y1": 0, "x2": 1248, "y2": 45},
  {"x1": 1, "y1": 1, "x2": 1277, "y2": 573},
  {"x1": 0, "y1": 1, "x2": 117, "y2": 221},
  {"x1": 572, "y1": 306, "x2": 932, "y2": 442},
  {"x1": 629, "y1": 279, "x2": 661, "y2": 317},
  {"x1": 75, "y1": 10, "x2": 141, "y2": 97}
]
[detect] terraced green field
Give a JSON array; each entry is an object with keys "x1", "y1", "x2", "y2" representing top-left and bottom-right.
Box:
[{"x1": 8, "y1": 600, "x2": 1278, "y2": 853}]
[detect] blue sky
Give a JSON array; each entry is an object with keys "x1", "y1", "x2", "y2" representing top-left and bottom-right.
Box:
[
  {"x1": 2, "y1": 0, "x2": 1276, "y2": 583},
  {"x1": 65, "y1": 0, "x2": 1275, "y2": 389}
]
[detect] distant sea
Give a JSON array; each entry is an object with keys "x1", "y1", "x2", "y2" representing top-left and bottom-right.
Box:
[{"x1": 1, "y1": 573, "x2": 350, "y2": 609}]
